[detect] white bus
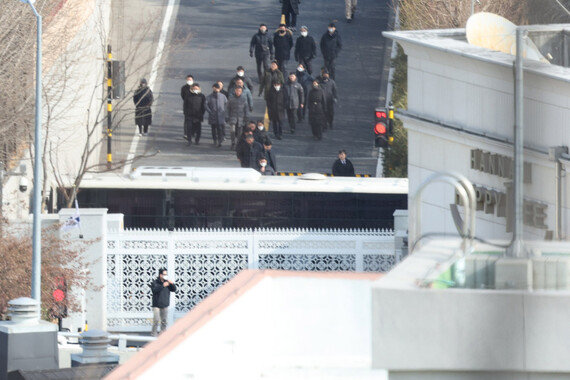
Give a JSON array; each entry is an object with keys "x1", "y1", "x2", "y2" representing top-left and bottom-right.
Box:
[{"x1": 67, "y1": 167, "x2": 408, "y2": 229}]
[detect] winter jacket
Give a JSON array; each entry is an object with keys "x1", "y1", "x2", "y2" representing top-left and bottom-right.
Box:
[
  {"x1": 150, "y1": 278, "x2": 176, "y2": 308},
  {"x1": 284, "y1": 80, "x2": 304, "y2": 109},
  {"x1": 237, "y1": 140, "x2": 263, "y2": 168},
  {"x1": 180, "y1": 84, "x2": 192, "y2": 106},
  {"x1": 295, "y1": 35, "x2": 317, "y2": 62},
  {"x1": 273, "y1": 30, "x2": 294, "y2": 61},
  {"x1": 229, "y1": 86, "x2": 254, "y2": 111},
  {"x1": 205, "y1": 92, "x2": 228, "y2": 126},
  {"x1": 280, "y1": 0, "x2": 300, "y2": 14},
  {"x1": 250, "y1": 30, "x2": 274, "y2": 59},
  {"x1": 320, "y1": 30, "x2": 342, "y2": 59},
  {"x1": 133, "y1": 85, "x2": 153, "y2": 125},
  {"x1": 253, "y1": 128, "x2": 268, "y2": 145},
  {"x1": 267, "y1": 87, "x2": 287, "y2": 122},
  {"x1": 259, "y1": 69, "x2": 285, "y2": 99},
  {"x1": 228, "y1": 74, "x2": 254, "y2": 93},
  {"x1": 185, "y1": 92, "x2": 206, "y2": 121},
  {"x1": 307, "y1": 87, "x2": 326, "y2": 122},
  {"x1": 296, "y1": 70, "x2": 314, "y2": 95},
  {"x1": 263, "y1": 148, "x2": 278, "y2": 172},
  {"x1": 227, "y1": 94, "x2": 249, "y2": 126},
  {"x1": 332, "y1": 159, "x2": 355, "y2": 177}
]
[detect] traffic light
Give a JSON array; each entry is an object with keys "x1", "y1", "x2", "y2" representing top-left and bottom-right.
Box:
[
  {"x1": 50, "y1": 276, "x2": 68, "y2": 320},
  {"x1": 374, "y1": 107, "x2": 389, "y2": 148}
]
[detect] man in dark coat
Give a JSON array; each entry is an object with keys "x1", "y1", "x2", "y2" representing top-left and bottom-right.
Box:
[
  {"x1": 307, "y1": 80, "x2": 326, "y2": 140},
  {"x1": 227, "y1": 86, "x2": 250, "y2": 149},
  {"x1": 284, "y1": 72, "x2": 304, "y2": 134},
  {"x1": 256, "y1": 155, "x2": 276, "y2": 175},
  {"x1": 262, "y1": 138, "x2": 278, "y2": 173},
  {"x1": 320, "y1": 23, "x2": 342, "y2": 80},
  {"x1": 273, "y1": 24, "x2": 294, "y2": 75},
  {"x1": 267, "y1": 81, "x2": 287, "y2": 140},
  {"x1": 254, "y1": 120, "x2": 268, "y2": 144},
  {"x1": 150, "y1": 268, "x2": 176, "y2": 336},
  {"x1": 295, "y1": 64, "x2": 314, "y2": 121},
  {"x1": 205, "y1": 83, "x2": 228, "y2": 147},
  {"x1": 295, "y1": 26, "x2": 317, "y2": 74},
  {"x1": 236, "y1": 133, "x2": 263, "y2": 168},
  {"x1": 250, "y1": 24, "x2": 274, "y2": 83},
  {"x1": 228, "y1": 66, "x2": 254, "y2": 93},
  {"x1": 280, "y1": 0, "x2": 300, "y2": 30},
  {"x1": 185, "y1": 83, "x2": 206, "y2": 145},
  {"x1": 180, "y1": 75, "x2": 195, "y2": 140},
  {"x1": 259, "y1": 61, "x2": 284, "y2": 100},
  {"x1": 317, "y1": 69, "x2": 338, "y2": 130},
  {"x1": 332, "y1": 150, "x2": 355, "y2": 176},
  {"x1": 133, "y1": 78, "x2": 154, "y2": 136}
]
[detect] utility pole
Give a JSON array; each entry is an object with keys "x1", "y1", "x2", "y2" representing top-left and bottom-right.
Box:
[{"x1": 106, "y1": 45, "x2": 113, "y2": 169}]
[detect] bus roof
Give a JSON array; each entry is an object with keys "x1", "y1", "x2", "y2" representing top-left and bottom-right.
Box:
[{"x1": 78, "y1": 167, "x2": 408, "y2": 194}]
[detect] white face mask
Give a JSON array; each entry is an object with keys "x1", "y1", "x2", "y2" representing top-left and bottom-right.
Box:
[
  {"x1": 237, "y1": 71, "x2": 244, "y2": 77},
  {"x1": 297, "y1": 67, "x2": 304, "y2": 72},
  {"x1": 328, "y1": 28, "x2": 334, "y2": 33},
  {"x1": 187, "y1": 80, "x2": 193, "y2": 86},
  {"x1": 193, "y1": 89, "x2": 201, "y2": 94},
  {"x1": 258, "y1": 125, "x2": 264, "y2": 130},
  {"x1": 274, "y1": 86, "x2": 281, "y2": 91},
  {"x1": 162, "y1": 275, "x2": 168, "y2": 281},
  {"x1": 301, "y1": 31, "x2": 308, "y2": 37},
  {"x1": 260, "y1": 162, "x2": 267, "y2": 167}
]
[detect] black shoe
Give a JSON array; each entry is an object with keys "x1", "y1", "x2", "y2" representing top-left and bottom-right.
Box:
[
  {"x1": 277, "y1": 135, "x2": 282, "y2": 140},
  {"x1": 195, "y1": 140, "x2": 200, "y2": 145},
  {"x1": 291, "y1": 129, "x2": 295, "y2": 134},
  {"x1": 347, "y1": 18, "x2": 352, "y2": 23},
  {"x1": 217, "y1": 142, "x2": 222, "y2": 147}
]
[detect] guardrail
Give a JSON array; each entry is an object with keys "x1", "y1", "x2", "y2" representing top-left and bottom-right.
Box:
[{"x1": 59, "y1": 331, "x2": 156, "y2": 351}]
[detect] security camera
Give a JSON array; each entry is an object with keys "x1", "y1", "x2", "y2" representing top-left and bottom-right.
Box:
[{"x1": 19, "y1": 177, "x2": 28, "y2": 193}]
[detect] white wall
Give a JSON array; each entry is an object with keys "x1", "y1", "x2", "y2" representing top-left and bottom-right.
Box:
[{"x1": 139, "y1": 276, "x2": 375, "y2": 379}]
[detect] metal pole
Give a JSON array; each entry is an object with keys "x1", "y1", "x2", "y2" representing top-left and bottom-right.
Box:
[
  {"x1": 510, "y1": 28, "x2": 525, "y2": 257},
  {"x1": 107, "y1": 45, "x2": 112, "y2": 169},
  {"x1": 471, "y1": 0, "x2": 475, "y2": 15},
  {"x1": 29, "y1": 1, "x2": 43, "y2": 301},
  {"x1": 556, "y1": 159, "x2": 562, "y2": 239}
]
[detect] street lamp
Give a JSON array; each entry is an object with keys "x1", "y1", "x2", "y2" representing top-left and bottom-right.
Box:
[{"x1": 20, "y1": 0, "x2": 43, "y2": 302}]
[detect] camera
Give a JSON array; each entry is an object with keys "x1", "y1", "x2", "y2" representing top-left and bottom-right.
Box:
[{"x1": 19, "y1": 177, "x2": 28, "y2": 193}]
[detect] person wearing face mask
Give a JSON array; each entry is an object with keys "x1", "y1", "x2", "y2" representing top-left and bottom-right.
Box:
[
  {"x1": 267, "y1": 80, "x2": 286, "y2": 140},
  {"x1": 253, "y1": 120, "x2": 267, "y2": 144},
  {"x1": 229, "y1": 66, "x2": 254, "y2": 93},
  {"x1": 236, "y1": 133, "x2": 263, "y2": 168},
  {"x1": 279, "y1": 0, "x2": 300, "y2": 31},
  {"x1": 185, "y1": 83, "x2": 207, "y2": 145},
  {"x1": 262, "y1": 138, "x2": 277, "y2": 172},
  {"x1": 230, "y1": 78, "x2": 254, "y2": 113},
  {"x1": 133, "y1": 78, "x2": 154, "y2": 136},
  {"x1": 294, "y1": 26, "x2": 317, "y2": 75},
  {"x1": 317, "y1": 68, "x2": 338, "y2": 130},
  {"x1": 256, "y1": 155, "x2": 276, "y2": 175},
  {"x1": 320, "y1": 23, "x2": 342, "y2": 80},
  {"x1": 181, "y1": 75, "x2": 195, "y2": 140},
  {"x1": 205, "y1": 83, "x2": 228, "y2": 147},
  {"x1": 259, "y1": 61, "x2": 284, "y2": 101},
  {"x1": 307, "y1": 80, "x2": 326, "y2": 140},
  {"x1": 150, "y1": 268, "x2": 177, "y2": 336},
  {"x1": 250, "y1": 24, "x2": 274, "y2": 83},
  {"x1": 273, "y1": 24, "x2": 294, "y2": 75},
  {"x1": 295, "y1": 64, "x2": 314, "y2": 122},
  {"x1": 284, "y1": 72, "x2": 304, "y2": 134}
]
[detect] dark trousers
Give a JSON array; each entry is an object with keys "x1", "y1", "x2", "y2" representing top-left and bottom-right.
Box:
[
  {"x1": 287, "y1": 109, "x2": 297, "y2": 132},
  {"x1": 137, "y1": 124, "x2": 149, "y2": 134},
  {"x1": 211, "y1": 123, "x2": 224, "y2": 143},
  {"x1": 190, "y1": 120, "x2": 201, "y2": 142},
  {"x1": 271, "y1": 118, "x2": 283, "y2": 138},
  {"x1": 283, "y1": 5, "x2": 297, "y2": 27},
  {"x1": 297, "y1": 107, "x2": 304, "y2": 121},
  {"x1": 298, "y1": 58, "x2": 313, "y2": 75},
  {"x1": 325, "y1": 106, "x2": 334, "y2": 129},
  {"x1": 310, "y1": 119, "x2": 323, "y2": 139},
  {"x1": 276, "y1": 58, "x2": 288, "y2": 76},
  {"x1": 256, "y1": 54, "x2": 271, "y2": 82},
  {"x1": 324, "y1": 57, "x2": 336, "y2": 80},
  {"x1": 183, "y1": 115, "x2": 191, "y2": 137}
]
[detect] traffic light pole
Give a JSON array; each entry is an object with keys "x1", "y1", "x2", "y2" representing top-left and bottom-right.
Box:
[{"x1": 106, "y1": 45, "x2": 113, "y2": 169}]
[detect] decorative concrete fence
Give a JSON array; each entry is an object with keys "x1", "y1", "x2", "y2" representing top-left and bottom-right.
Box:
[{"x1": 106, "y1": 228, "x2": 397, "y2": 330}]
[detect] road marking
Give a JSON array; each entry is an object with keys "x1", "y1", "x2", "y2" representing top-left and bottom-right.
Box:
[{"x1": 123, "y1": 0, "x2": 178, "y2": 175}]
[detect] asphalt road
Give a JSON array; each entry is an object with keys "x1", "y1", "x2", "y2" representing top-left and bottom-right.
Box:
[{"x1": 120, "y1": 0, "x2": 392, "y2": 175}]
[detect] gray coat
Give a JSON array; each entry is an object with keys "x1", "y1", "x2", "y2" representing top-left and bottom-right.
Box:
[
  {"x1": 229, "y1": 86, "x2": 254, "y2": 111},
  {"x1": 227, "y1": 94, "x2": 249, "y2": 126},
  {"x1": 205, "y1": 92, "x2": 228, "y2": 126},
  {"x1": 284, "y1": 80, "x2": 304, "y2": 109}
]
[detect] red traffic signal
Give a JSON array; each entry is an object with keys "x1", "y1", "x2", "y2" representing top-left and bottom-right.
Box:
[
  {"x1": 375, "y1": 110, "x2": 387, "y2": 119},
  {"x1": 53, "y1": 289, "x2": 65, "y2": 302},
  {"x1": 374, "y1": 122, "x2": 387, "y2": 135}
]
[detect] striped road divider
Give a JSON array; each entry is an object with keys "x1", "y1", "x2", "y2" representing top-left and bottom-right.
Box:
[{"x1": 277, "y1": 172, "x2": 372, "y2": 178}]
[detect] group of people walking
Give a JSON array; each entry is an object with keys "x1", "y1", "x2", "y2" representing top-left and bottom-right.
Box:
[{"x1": 133, "y1": 1, "x2": 357, "y2": 169}]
